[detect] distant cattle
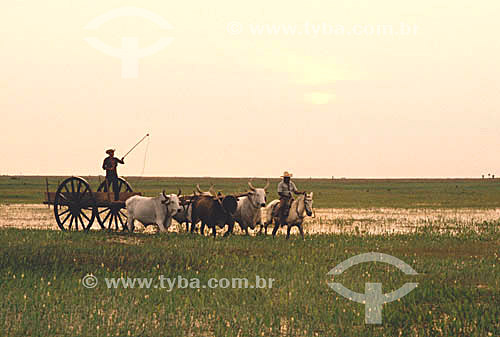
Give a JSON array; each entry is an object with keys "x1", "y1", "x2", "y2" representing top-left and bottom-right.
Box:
[{"x1": 126, "y1": 191, "x2": 182, "y2": 232}]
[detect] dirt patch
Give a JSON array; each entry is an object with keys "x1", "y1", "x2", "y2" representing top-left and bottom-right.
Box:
[
  {"x1": 0, "y1": 204, "x2": 55, "y2": 230},
  {"x1": 107, "y1": 237, "x2": 144, "y2": 245}
]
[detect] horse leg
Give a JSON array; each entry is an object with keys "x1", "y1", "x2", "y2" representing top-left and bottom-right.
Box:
[
  {"x1": 298, "y1": 224, "x2": 305, "y2": 240},
  {"x1": 272, "y1": 222, "x2": 279, "y2": 238},
  {"x1": 257, "y1": 224, "x2": 263, "y2": 235}
]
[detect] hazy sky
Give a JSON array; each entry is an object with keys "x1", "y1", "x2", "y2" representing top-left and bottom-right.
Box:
[{"x1": 2, "y1": 1, "x2": 499, "y2": 178}]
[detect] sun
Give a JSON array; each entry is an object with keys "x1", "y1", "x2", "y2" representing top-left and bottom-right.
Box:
[{"x1": 304, "y1": 92, "x2": 335, "y2": 105}]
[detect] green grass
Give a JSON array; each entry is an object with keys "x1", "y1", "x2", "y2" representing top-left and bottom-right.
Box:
[
  {"x1": 0, "y1": 224, "x2": 498, "y2": 336},
  {"x1": 2, "y1": 175, "x2": 500, "y2": 208}
]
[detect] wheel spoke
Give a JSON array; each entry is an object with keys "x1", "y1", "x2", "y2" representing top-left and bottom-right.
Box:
[
  {"x1": 99, "y1": 207, "x2": 111, "y2": 214},
  {"x1": 68, "y1": 215, "x2": 74, "y2": 230},
  {"x1": 81, "y1": 211, "x2": 91, "y2": 222},
  {"x1": 119, "y1": 210, "x2": 127, "y2": 219},
  {"x1": 114, "y1": 213, "x2": 119, "y2": 230},
  {"x1": 78, "y1": 213, "x2": 85, "y2": 230},
  {"x1": 81, "y1": 185, "x2": 89, "y2": 197},
  {"x1": 58, "y1": 208, "x2": 70, "y2": 217},
  {"x1": 74, "y1": 214, "x2": 79, "y2": 231},
  {"x1": 117, "y1": 213, "x2": 125, "y2": 227},
  {"x1": 102, "y1": 210, "x2": 112, "y2": 225},
  {"x1": 107, "y1": 214, "x2": 114, "y2": 230},
  {"x1": 61, "y1": 211, "x2": 72, "y2": 225},
  {"x1": 77, "y1": 180, "x2": 82, "y2": 194},
  {"x1": 117, "y1": 212, "x2": 128, "y2": 230}
]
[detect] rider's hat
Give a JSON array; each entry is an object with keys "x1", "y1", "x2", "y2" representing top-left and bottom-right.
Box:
[
  {"x1": 106, "y1": 149, "x2": 115, "y2": 155},
  {"x1": 281, "y1": 171, "x2": 293, "y2": 178}
]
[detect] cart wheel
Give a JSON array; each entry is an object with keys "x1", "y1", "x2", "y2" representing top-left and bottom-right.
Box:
[
  {"x1": 53, "y1": 177, "x2": 96, "y2": 231},
  {"x1": 97, "y1": 206, "x2": 129, "y2": 231},
  {"x1": 97, "y1": 177, "x2": 133, "y2": 193},
  {"x1": 96, "y1": 177, "x2": 132, "y2": 231}
]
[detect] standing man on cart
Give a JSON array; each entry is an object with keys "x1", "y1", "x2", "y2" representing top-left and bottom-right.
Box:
[{"x1": 102, "y1": 149, "x2": 124, "y2": 201}]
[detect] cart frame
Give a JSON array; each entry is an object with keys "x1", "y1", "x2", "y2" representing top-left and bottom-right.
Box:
[{"x1": 43, "y1": 176, "x2": 141, "y2": 231}]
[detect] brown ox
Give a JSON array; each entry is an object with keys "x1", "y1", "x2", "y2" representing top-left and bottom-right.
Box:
[{"x1": 190, "y1": 194, "x2": 238, "y2": 237}]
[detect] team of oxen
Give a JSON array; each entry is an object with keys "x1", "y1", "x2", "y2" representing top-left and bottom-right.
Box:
[{"x1": 125, "y1": 181, "x2": 314, "y2": 239}]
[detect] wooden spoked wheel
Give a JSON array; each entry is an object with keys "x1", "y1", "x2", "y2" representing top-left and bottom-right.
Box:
[
  {"x1": 97, "y1": 177, "x2": 133, "y2": 193},
  {"x1": 53, "y1": 177, "x2": 96, "y2": 231},
  {"x1": 96, "y1": 177, "x2": 133, "y2": 230}
]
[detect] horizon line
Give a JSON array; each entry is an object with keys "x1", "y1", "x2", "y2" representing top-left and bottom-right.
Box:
[{"x1": 1, "y1": 174, "x2": 497, "y2": 180}]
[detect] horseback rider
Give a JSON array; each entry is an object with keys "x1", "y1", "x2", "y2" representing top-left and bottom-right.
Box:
[
  {"x1": 276, "y1": 171, "x2": 304, "y2": 226},
  {"x1": 102, "y1": 149, "x2": 124, "y2": 201}
]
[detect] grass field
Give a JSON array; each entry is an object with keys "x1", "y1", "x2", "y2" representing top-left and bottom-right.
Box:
[
  {"x1": 2, "y1": 175, "x2": 500, "y2": 208},
  {"x1": 0, "y1": 223, "x2": 498, "y2": 336},
  {"x1": 1, "y1": 176, "x2": 499, "y2": 336}
]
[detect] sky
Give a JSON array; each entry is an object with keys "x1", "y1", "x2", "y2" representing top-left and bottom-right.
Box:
[{"x1": 1, "y1": 1, "x2": 499, "y2": 178}]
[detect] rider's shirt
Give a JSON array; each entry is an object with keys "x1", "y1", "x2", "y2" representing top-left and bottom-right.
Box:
[
  {"x1": 277, "y1": 181, "x2": 298, "y2": 198},
  {"x1": 102, "y1": 157, "x2": 124, "y2": 177}
]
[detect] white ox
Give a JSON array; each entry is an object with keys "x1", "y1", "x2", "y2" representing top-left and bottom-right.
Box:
[
  {"x1": 229, "y1": 180, "x2": 269, "y2": 235},
  {"x1": 126, "y1": 191, "x2": 182, "y2": 232}
]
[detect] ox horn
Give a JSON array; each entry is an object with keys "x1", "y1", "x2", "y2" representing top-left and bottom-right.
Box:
[
  {"x1": 248, "y1": 179, "x2": 256, "y2": 191},
  {"x1": 215, "y1": 191, "x2": 223, "y2": 204},
  {"x1": 264, "y1": 179, "x2": 270, "y2": 190},
  {"x1": 208, "y1": 185, "x2": 216, "y2": 196},
  {"x1": 196, "y1": 184, "x2": 203, "y2": 194},
  {"x1": 177, "y1": 188, "x2": 182, "y2": 196},
  {"x1": 162, "y1": 190, "x2": 168, "y2": 199}
]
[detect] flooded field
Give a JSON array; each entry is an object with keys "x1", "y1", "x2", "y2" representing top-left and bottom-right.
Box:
[
  {"x1": 1, "y1": 204, "x2": 499, "y2": 235},
  {"x1": 305, "y1": 207, "x2": 500, "y2": 235}
]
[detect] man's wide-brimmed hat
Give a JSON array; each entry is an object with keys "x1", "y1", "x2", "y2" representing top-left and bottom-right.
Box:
[
  {"x1": 106, "y1": 149, "x2": 115, "y2": 155},
  {"x1": 281, "y1": 171, "x2": 293, "y2": 178}
]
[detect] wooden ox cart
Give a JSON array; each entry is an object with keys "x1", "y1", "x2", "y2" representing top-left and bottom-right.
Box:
[{"x1": 43, "y1": 176, "x2": 141, "y2": 231}]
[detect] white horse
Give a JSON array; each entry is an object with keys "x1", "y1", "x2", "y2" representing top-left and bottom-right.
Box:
[{"x1": 261, "y1": 192, "x2": 314, "y2": 239}]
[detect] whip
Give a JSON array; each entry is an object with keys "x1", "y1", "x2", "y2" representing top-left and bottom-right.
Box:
[{"x1": 121, "y1": 133, "x2": 149, "y2": 160}]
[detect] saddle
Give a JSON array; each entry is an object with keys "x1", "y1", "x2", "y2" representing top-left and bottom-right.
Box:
[{"x1": 272, "y1": 198, "x2": 293, "y2": 218}]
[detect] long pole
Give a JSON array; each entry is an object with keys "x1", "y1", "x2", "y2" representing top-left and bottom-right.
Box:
[{"x1": 122, "y1": 133, "x2": 149, "y2": 159}]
